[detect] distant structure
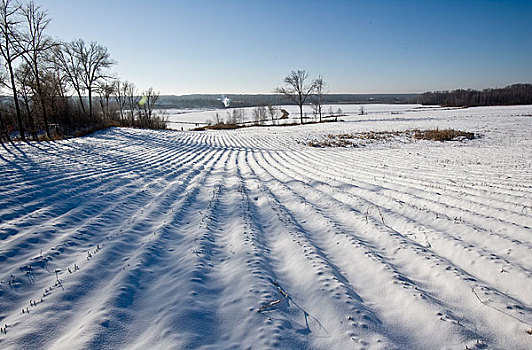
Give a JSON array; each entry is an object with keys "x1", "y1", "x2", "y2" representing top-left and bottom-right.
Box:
[
  {"x1": 280, "y1": 109, "x2": 289, "y2": 119},
  {"x1": 222, "y1": 96, "x2": 231, "y2": 108}
]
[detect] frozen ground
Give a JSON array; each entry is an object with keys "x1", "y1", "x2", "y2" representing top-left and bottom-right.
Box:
[
  {"x1": 164, "y1": 103, "x2": 416, "y2": 129},
  {"x1": 0, "y1": 105, "x2": 531, "y2": 349}
]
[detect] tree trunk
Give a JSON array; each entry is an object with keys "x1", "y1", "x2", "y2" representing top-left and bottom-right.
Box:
[
  {"x1": 105, "y1": 95, "x2": 110, "y2": 121},
  {"x1": 0, "y1": 110, "x2": 10, "y2": 142},
  {"x1": 7, "y1": 61, "x2": 25, "y2": 141},
  {"x1": 299, "y1": 104, "x2": 303, "y2": 124},
  {"x1": 88, "y1": 88, "x2": 93, "y2": 122},
  {"x1": 76, "y1": 91, "x2": 86, "y2": 117},
  {"x1": 23, "y1": 96, "x2": 37, "y2": 141},
  {"x1": 99, "y1": 98, "x2": 104, "y2": 118},
  {"x1": 34, "y1": 66, "x2": 51, "y2": 139}
]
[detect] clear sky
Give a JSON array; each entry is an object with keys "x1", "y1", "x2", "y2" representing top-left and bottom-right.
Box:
[{"x1": 41, "y1": 0, "x2": 532, "y2": 95}]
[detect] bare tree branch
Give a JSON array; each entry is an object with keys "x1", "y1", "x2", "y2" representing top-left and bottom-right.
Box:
[{"x1": 274, "y1": 70, "x2": 317, "y2": 124}]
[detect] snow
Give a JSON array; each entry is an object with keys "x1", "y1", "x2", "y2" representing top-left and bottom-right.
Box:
[
  {"x1": 0, "y1": 104, "x2": 531, "y2": 349},
  {"x1": 165, "y1": 103, "x2": 401, "y2": 129}
]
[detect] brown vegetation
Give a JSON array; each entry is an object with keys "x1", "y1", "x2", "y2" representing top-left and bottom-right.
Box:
[
  {"x1": 193, "y1": 123, "x2": 245, "y2": 131},
  {"x1": 412, "y1": 128, "x2": 475, "y2": 141},
  {"x1": 307, "y1": 129, "x2": 477, "y2": 147}
]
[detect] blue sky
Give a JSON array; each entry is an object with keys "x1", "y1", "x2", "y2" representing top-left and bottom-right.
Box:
[{"x1": 41, "y1": 0, "x2": 532, "y2": 95}]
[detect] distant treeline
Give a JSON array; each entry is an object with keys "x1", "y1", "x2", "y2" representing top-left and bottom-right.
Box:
[
  {"x1": 156, "y1": 94, "x2": 419, "y2": 109},
  {"x1": 418, "y1": 84, "x2": 532, "y2": 107}
]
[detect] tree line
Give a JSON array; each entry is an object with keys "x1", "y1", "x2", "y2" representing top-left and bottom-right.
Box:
[
  {"x1": 0, "y1": 0, "x2": 165, "y2": 142},
  {"x1": 418, "y1": 84, "x2": 532, "y2": 107},
  {"x1": 155, "y1": 93, "x2": 417, "y2": 110}
]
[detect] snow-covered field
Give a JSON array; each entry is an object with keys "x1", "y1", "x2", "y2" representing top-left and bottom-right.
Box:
[
  {"x1": 164, "y1": 103, "x2": 413, "y2": 129},
  {"x1": 0, "y1": 105, "x2": 531, "y2": 349}
]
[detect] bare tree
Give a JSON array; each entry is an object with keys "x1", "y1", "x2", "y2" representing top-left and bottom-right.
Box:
[
  {"x1": 113, "y1": 79, "x2": 131, "y2": 125},
  {"x1": 312, "y1": 75, "x2": 326, "y2": 122},
  {"x1": 97, "y1": 81, "x2": 114, "y2": 122},
  {"x1": 17, "y1": 0, "x2": 55, "y2": 138},
  {"x1": 0, "y1": 1, "x2": 164, "y2": 139},
  {"x1": 0, "y1": 0, "x2": 25, "y2": 140},
  {"x1": 213, "y1": 112, "x2": 221, "y2": 125},
  {"x1": 0, "y1": 67, "x2": 10, "y2": 141},
  {"x1": 225, "y1": 110, "x2": 234, "y2": 124},
  {"x1": 55, "y1": 39, "x2": 114, "y2": 122},
  {"x1": 53, "y1": 43, "x2": 86, "y2": 116},
  {"x1": 234, "y1": 108, "x2": 245, "y2": 124},
  {"x1": 125, "y1": 81, "x2": 139, "y2": 126},
  {"x1": 41, "y1": 51, "x2": 71, "y2": 129},
  {"x1": 225, "y1": 108, "x2": 245, "y2": 124},
  {"x1": 252, "y1": 106, "x2": 267, "y2": 125},
  {"x1": 267, "y1": 105, "x2": 277, "y2": 124},
  {"x1": 274, "y1": 70, "x2": 317, "y2": 124},
  {"x1": 75, "y1": 39, "x2": 114, "y2": 121},
  {"x1": 139, "y1": 87, "x2": 160, "y2": 128},
  {"x1": 15, "y1": 61, "x2": 37, "y2": 139}
]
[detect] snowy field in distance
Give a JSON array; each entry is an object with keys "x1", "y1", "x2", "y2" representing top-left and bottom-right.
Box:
[
  {"x1": 164, "y1": 103, "x2": 421, "y2": 130},
  {"x1": 0, "y1": 105, "x2": 531, "y2": 349}
]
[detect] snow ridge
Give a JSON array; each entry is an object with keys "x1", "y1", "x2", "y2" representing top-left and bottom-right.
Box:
[{"x1": 0, "y1": 106, "x2": 531, "y2": 349}]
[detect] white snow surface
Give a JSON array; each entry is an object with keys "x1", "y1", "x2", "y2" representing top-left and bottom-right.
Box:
[
  {"x1": 0, "y1": 105, "x2": 531, "y2": 349},
  {"x1": 164, "y1": 103, "x2": 414, "y2": 129}
]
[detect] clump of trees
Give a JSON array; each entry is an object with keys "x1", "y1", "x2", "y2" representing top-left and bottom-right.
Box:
[
  {"x1": 225, "y1": 108, "x2": 245, "y2": 124},
  {"x1": 0, "y1": 0, "x2": 165, "y2": 142},
  {"x1": 419, "y1": 84, "x2": 532, "y2": 107},
  {"x1": 252, "y1": 105, "x2": 267, "y2": 125},
  {"x1": 274, "y1": 70, "x2": 327, "y2": 124},
  {"x1": 311, "y1": 75, "x2": 326, "y2": 122}
]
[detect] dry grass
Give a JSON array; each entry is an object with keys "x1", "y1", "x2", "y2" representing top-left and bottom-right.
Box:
[
  {"x1": 412, "y1": 128, "x2": 475, "y2": 141},
  {"x1": 193, "y1": 123, "x2": 245, "y2": 131},
  {"x1": 308, "y1": 129, "x2": 477, "y2": 147},
  {"x1": 308, "y1": 138, "x2": 357, "y2": 148}
]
